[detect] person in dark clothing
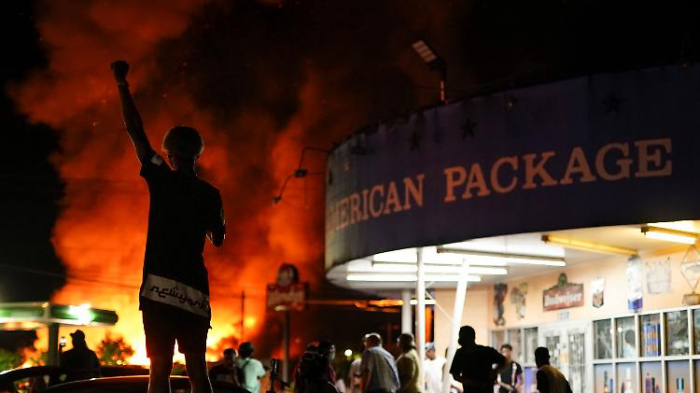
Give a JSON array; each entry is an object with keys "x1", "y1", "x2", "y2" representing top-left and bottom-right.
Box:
[
  {"x1": 497, "y1": 344, "x2": 523, "y2": 393},
  {"x1": 295, "y1": 351, "x2": 339, "y2": 393},
  {"x1": 60, "y1": 330, "x2": 100, "y2": 382},
  {"x1": 449, "y1": 325, "x2": 505, "y2": 393},
  {"x1": 111, "y1": 60, "x2": 226, "y2": 393},
  {"x1": 209, "y1": 348, "x2": 240, "y2": 386},
  {"x1": 317, "y1": 340, "x2": 338, "y2": 385},
  {"x1": 535, "y1": 347, "x2": 572, "y2": 393}
]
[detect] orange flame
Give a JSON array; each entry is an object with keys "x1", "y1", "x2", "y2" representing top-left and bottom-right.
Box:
[{"x1": 9, "y1": 0, "x2": 334, "y2": 362}]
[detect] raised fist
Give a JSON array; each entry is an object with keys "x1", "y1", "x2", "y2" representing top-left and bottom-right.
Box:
[{"x1": 111, "y1": 60, "x2": 129, "y2": 83}]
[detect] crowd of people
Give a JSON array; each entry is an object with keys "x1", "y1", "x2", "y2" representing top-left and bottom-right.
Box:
[{"x1": 201, "y1": 325, "x2": 572, "y2": 393}]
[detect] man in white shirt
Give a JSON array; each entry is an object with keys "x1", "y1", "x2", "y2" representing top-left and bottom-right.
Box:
[{"x1": 423, "y1": 342, "x2": 445, "y2": 393}]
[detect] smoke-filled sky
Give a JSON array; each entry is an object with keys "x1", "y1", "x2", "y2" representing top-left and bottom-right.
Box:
[{"x1": 2, "y1": 0, "x2": 700, "y2": 357}]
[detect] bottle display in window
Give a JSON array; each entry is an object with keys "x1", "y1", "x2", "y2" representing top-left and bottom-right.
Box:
[{"x1": 641, "y1": 314, "x2": 661, "y2": 357}]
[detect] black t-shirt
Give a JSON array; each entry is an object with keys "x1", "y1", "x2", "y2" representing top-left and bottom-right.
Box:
[
  {"x1": 498, "y1": 361, "x2": 523, "y2": 393},
  {"x1": 60, "y1": 348, "x2": 100, "y2": 381},
  {"x1": 450, "y1": 344, "x2": 505, "y2": 393},
  {"x1": 138, "y1": 153, "x2": 225, "y2": 320}
]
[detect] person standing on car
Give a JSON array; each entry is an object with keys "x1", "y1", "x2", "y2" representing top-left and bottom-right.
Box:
[
  {"x1": 60, "y1": 330, "x2": 100, "y2": 382},
  {"x1": 111, "y1": 60, "x2": 226, "y2": 393},
  {"x1": 449, "y1": 326, "x2": 505, "y2": 393},
  {"x1": 237, "y1": 342, "x2": 267, "y2": 393},
  {"x1": 209, "y1": 348, "x2": 240, "y2": 386}
]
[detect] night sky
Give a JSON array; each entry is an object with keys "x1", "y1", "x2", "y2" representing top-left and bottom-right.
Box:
[{"x1": 2, "y1": 0, "x2": 700, "y2": 355}]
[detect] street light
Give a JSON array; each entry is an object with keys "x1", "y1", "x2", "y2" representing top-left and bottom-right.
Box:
[{"x1": 412, "y1": 39, "x2": 447, "y2": 103}]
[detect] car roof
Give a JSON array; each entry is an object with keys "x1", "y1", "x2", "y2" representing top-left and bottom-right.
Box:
[{"x1": 45, "y1": 375, "x2": 191, "y2": 392}]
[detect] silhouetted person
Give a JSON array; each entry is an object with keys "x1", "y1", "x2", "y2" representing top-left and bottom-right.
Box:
[
  {"x1": 294, "y1": 351, "x2": 339, "y2": 393},
  {"x1": 396, "y1": 333, "x2": 421, "y2": 393},
  {"x1": 449, "y1": 325, "x2": 505, "y2": 393},
  {"x1": 535, "y1": 347, "x2": 572, "y2": 393},
  {"x1": 237, "y1": 342, "x2": 266, "y2": 393},
  {"x1": 111, "y1": 60, "x2": 226, "y2": 393},
  {"x1": 360, "y1": 333, "x2": 399, "y2": 393},
  {"x1": 209, "y1": 348, "x2": 240, "y2": 386},
  {"x1": 317, "y1": 340, "x2": 338, "y2": 384},
  {"x1": 60, "y1": 330, "x2": 100, "y2": 382}
]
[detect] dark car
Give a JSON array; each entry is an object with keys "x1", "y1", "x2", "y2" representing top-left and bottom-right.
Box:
[
  {"x1": 0, "y1": 365, "x2": 148, "y2": 393},
  {"x1": 43, "y1": 376, "x2": 249, "y2": 393}
]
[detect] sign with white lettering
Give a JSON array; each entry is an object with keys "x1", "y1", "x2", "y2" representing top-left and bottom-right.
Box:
[
  {"x1": 543, "y1": 274, "x2": 584, "y2": 311},
  {"x1": 325, "y1": 66, "x2": 700, "y2": 268}
]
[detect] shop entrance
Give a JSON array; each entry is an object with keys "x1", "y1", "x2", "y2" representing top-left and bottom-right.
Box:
[{"x1": 539, "y1": 320, "x2": 592, "y2": 393}]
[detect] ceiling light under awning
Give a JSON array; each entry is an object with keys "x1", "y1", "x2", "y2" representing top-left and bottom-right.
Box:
[
  {"x1": 641, "y1": 225, "x2": 699, "y2": 244},
  {"x1": 436, "y1": 247, "x2": 567, "y2": 267},
  {"x1": 346, "y1": 273, "x2": 482, "y2": 283},
  {"x1": 347, "y1": 263, "x2": 507, "y2": 275},
  {"x1": 541, "y1": 235, "x2": 638, "y2": 256}
]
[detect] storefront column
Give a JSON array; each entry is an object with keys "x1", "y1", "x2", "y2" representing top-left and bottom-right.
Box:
[
  {"x1": 416, "y1": 247, "x2": 426, "y2": 388},
  {"x1": 401, "y1": 289, "x2": 412, "y2": 334},
  {"x1": 47, "y1": 323, "x2": 60, "y2": 366},
  {"x1": 442, "y1": 263, "x2": 469, "y2": 393}
]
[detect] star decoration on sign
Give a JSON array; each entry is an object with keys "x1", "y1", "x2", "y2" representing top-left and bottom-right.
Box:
[
  {"x1": 603, "y1": 93, "x2": 624, "y2": 115},
  {"x1": 409, "y1": 133, "x2": 422, "y2": 151},
  {"x1": 461, "y1": 118, "x2": 477, "y2": 139}
]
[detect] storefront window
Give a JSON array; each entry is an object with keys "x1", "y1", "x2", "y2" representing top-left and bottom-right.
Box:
[
  {"x1": 616, "y1": 317, "x2": 637, "y2": 359},
  {"x1": 508, "y1": 328, "x2": 521, "y2": 362},
  {"x1": 641, "y1": 362, "x2": 662, "y2": 393},
  {"x1": 693, "y1": 309, "x2": 700, "y2": 355},
  {"x1": 492, "y1": 330, "x2": 505, "y2": 351},
  {"x1": 640, "y1": 314, "x2": 661, "y2": 357},
  {"x1": 666, "y1": 360, "x2": 690, "y2": 393},
  {"x1": 616, "y1": 363, "x2": 637, "y2": 393},
  {"x1": 594, "y1": 364, "x2": 613, "y2": 393},
  {"x1": 523, "y1": 327, "x2": 538, "y2": 365},
  {"x1": 665, "y1": 310, "x2": 690, "y2": 356},
  {"x1": 594, "y1": 319, "x2": 613, "y2": 359}
]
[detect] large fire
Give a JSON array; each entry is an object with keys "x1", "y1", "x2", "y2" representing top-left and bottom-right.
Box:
[
  {"x1": 9, "y1": 0, "x2": 329, "y2": 363},
  {"x1": 9, "y1": 0, "x2": 447, "y2": 365}
]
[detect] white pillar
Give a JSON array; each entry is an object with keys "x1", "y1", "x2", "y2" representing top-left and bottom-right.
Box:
[
  {"x1": 416, "y1": 247, "x2": 426, "y2": 388},
  {"x1": 401, "y1": 289, "x2": 412, "y2": 334},
  {"x1": 441, "y1": 262, "x2": 469, "y2": 393}
]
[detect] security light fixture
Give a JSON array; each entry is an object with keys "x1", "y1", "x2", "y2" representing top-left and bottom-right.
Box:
[
  {"x1": 641, "y1": 225, "x2": 699, "y2": 245},
  {"x1": 436, "y1": 246, "x2": 567, "y2": 267},
  {"x1": 542, "y1": 235, "x2": 638, "y2": 256},
  {"x1": 412, "y1": 39, "x2": 447, "y2": 103}
]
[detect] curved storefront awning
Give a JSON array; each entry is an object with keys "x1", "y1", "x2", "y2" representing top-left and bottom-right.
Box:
[{"x1": 325, "y1": 66, "x2": 700, "y2": 280}]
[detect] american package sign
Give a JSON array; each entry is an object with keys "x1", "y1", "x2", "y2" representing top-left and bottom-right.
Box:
[{"x1": 326, "y1": 66, "x2": 700, "y2": 268}]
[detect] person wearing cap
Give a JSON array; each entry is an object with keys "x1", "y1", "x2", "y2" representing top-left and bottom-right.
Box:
[
  {"x1": 60, "y1": 330, "x2": 100, "y2": 382},
  {"x1": 395, "y1": 333, "x2": 421, "y2": 393},
  {"x1": 449, "y1": 325, "x2": 505, "y2": 393},
  {"x1": 237, "y1": 342, "x2": 266, "y2": 393},
  {"x1": 535, "y1": 347, "x2": 572, "y2": 393},
  {"x1": 423, "y1": 342, "x2": 445, "y2": 393}
]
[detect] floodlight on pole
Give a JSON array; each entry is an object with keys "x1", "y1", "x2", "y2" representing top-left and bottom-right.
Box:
[{"x1": 412, "y1": 39, "x2": 447, "y2": 103}]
